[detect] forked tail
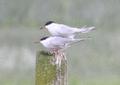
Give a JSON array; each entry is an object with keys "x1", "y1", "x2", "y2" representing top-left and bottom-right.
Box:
[
  {"x1": 78, "y1": 26, "x2": 95, "y2": 33},
  {"x1": 69, "y1": 37, "x2": 91, "y2": 46}
]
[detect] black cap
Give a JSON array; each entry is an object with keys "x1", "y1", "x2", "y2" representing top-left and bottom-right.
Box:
[
  {"x1": 40, "y1": 36, "x2": 49, "y2": 41},
  {"x1": 45, "y1": 21, "x2": 54, "y2": 26}
]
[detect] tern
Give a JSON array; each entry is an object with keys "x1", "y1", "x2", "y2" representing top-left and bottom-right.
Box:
[
  {"x1": 40, "y1": 36, "x2": 85, "y2": 53},
  {"x1": 39, "y1": 36, "x2": 87, "y2": 65},
  {"x1": 40, "y1": 21, "x2": 95, "y2": 39}
]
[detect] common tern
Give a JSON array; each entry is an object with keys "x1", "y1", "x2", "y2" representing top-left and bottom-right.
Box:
[
  {"x1": 40, "y1": 36, "x2": 85, "y2": 52},
  {"x1": 39, "y1": 36, "x2": 87, "y2": 65},
  {"x1": 40, "y1": 21, "x2": 95, "y2": 39}
]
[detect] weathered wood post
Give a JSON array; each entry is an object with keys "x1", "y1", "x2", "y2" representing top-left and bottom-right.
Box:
[{"x1": 35, "y1": 51, "x2": 67, "y2": 85}]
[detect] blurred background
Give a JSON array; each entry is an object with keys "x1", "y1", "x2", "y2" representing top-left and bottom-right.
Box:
[{"x1": 0, "y1": 0, "x2": 120, "y2": 85}]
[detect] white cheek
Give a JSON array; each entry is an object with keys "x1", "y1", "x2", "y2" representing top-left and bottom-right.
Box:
[
  {"x1": 46, "y1": 24, "x2": 60, "y2": 36},
  {"x1": 44, "y1": 41, "x2": 52, "y2": 48}
]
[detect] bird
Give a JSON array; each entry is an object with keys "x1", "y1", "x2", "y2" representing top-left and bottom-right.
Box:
[
  {"x1": 39, "y1": 36, "x2": 87, "y2": 65},
  {"x1": 40, "y1": 36, "x2": 85, "y2": 53},
  {"x1": 40, "y1": 21, "x2": 95, "y2": 39}
]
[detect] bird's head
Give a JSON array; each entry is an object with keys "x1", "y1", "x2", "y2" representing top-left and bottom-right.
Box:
[
  {"x1": 40, "y1": 36, "x2": 50, "y2": 47},
  {"x1": 40, "y1": 21, "x2": 55, "y2": 29}
]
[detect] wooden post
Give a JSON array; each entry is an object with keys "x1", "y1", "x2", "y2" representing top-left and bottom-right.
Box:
[{"x1": 35, "y1": 51, "x2": 67, "y2": 85}]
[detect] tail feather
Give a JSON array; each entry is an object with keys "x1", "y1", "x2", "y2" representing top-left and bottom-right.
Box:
[
  {"x1": 72, "y1": 38, "x2": 90, "y2": 42},
  {"x1": 77, "y1": 26, "x2": 95, "y2": 33},
  {"x1": 69, "y1": 37, "x2": 91, "y2": 46},
  {"x1": 62, "y1": 37, "x2": 91, "y2": 50}
]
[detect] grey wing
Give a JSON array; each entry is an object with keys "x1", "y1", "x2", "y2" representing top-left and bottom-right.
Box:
[
  {"x1": 57, "y1": 24, "x2": 76, "y2": 35},
  {"x1": 50, "y1": 37, "x2": 66, "y2": 48}
]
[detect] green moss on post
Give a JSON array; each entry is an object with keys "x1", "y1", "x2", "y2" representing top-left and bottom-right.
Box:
[{"x1": 35, "y1": 51, "x2": 67, "y2": 85}]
